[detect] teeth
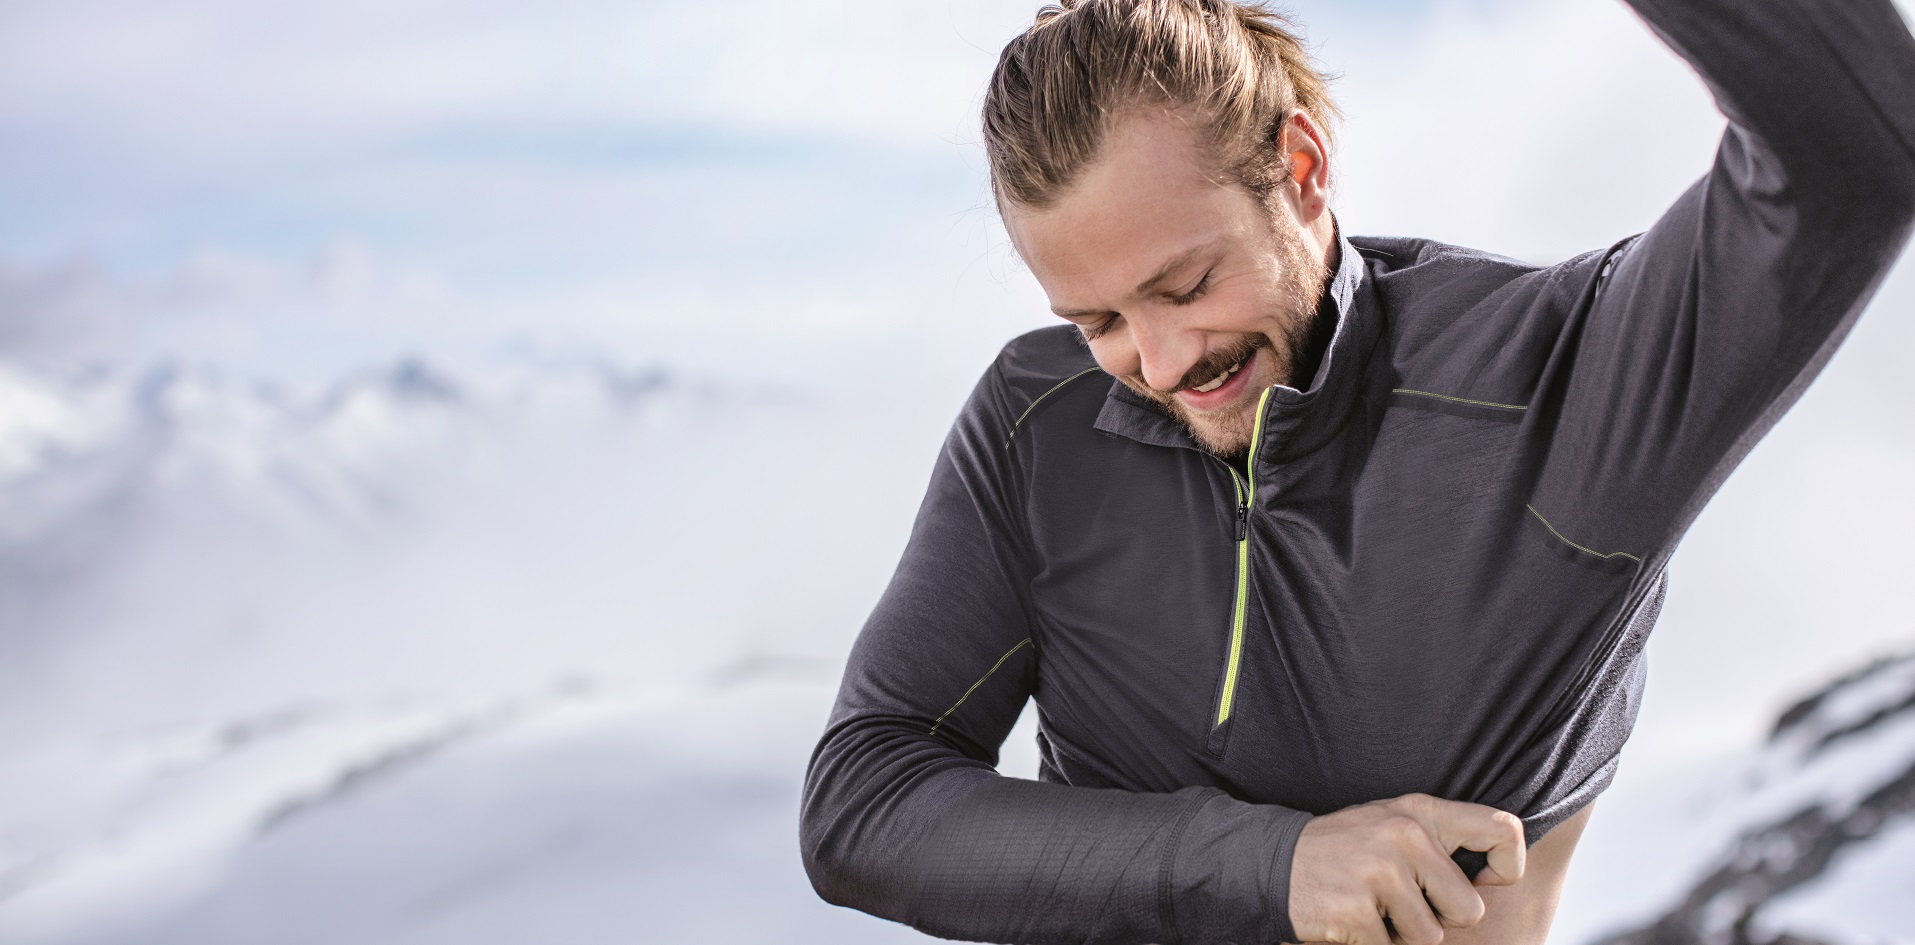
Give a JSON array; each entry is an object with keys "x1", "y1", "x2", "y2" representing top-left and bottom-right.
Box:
[{"x1": 1191, "y1": 359, "x2": 1246, "y2": 394}]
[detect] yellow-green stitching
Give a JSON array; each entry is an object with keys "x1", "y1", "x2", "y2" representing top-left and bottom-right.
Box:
[
  {"x1": 1215, "y1": 386, "x2": 1273, "y2": 728},
  {"x1": 1391, "y1": 389, "x2": 1528, "y2": 411},
  {"x1": 929, "y1": 638, "x2": 1032, "y2": 736},
  {"x1": 1005, "y1": 368, "x2": 1102, "y2": 448},
  {"x1": 1526, "y1": 505, "x2": 1641, "y2": 563}
]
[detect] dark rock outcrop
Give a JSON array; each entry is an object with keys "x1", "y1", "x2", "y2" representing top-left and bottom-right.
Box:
[{"x1": 1593, "y1": 651, "x2": 1915, "y2": 945}]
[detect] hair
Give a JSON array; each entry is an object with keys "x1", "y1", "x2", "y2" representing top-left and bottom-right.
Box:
[{"x1": 982, "y1": 0, "x2": 1339, "y2": 211}]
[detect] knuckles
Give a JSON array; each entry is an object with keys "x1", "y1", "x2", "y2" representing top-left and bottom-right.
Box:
[
  {"x1": 1491, "y1": 810, "x2": 1524, "y2": 836},
  {"x1": 1302, "y1": 794, "x2": 1527, "y2": 944},
  {"x1": 1379, "y1": 814, "x2": 1426, "y2": 848}
]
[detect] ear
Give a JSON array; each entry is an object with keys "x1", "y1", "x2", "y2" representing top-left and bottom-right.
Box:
[{"x1": 1278, "y1": 111, "x2": 1332, "y2": 224}]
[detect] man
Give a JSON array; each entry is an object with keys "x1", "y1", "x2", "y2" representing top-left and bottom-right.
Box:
[{"x1": 802, "y1": 0, "x2": 1915, "y2": 942}]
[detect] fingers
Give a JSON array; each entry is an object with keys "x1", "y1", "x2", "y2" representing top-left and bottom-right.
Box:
[
  {"x1": 1291, "y1": 795, "x2": 1524, "y2": 945},
  {"x1": 1407, "y1": 834, "x2": 1485, "y2": 928},
  {"x1": 1374, "y1": 871, "x2": 1444, "y2": 945},
  {"x1": 1406, "y1": 795, "x2": 1527, "y2": 887},
  {"x1": 1334, "y1": 912, "x2": 1395, "y2": 945},
  {"x1": 1474, "y1": 809, "x2": 1526, "y2": 887}
]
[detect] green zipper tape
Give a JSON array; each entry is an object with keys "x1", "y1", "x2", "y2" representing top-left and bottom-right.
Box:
[{"x1": 1215, "y1": 386, "x2": 1273, "y2": 728}]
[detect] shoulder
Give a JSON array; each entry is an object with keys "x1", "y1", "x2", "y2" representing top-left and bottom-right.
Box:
[
  {"x1": 994, "y1": 325, "x2": 1101, "y2": 393},
  {"x1": 1352, "y1": 234, "x2": 1625, "y2": 402},
  {"x1": 1351, "y1": 235, "x2": 1547, "y2": 307},
  {"x1": 1351, "y1": 233, "x2": 1623, "y2": 319},
  {"x1": 939, "y1": 325, "x2": 1109, "y2": 483},
  {"x1": 978, "y1": 325, "x2": 1106, "y2": 429}
]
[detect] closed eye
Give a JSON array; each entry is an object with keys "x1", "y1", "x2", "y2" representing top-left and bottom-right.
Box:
[
  {"x1": 1082, "y1": 313, "x2": 1121, "y2": 341},
  {"x1": 1167, "y1": 270, "x2": 1212, "y2": 306}
]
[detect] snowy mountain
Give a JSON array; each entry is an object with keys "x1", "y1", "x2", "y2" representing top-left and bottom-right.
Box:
[
  {"x1": 1587, "y1": 650, "x2": 1915, "y2": 945},
  {"x1": 0, "y1": 355, "x2": 677, "y2": 539},
  {"x1": 0, "y1": 354, "x2": 948, "y2": 945}
]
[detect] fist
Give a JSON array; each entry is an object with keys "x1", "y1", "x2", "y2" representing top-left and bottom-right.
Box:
[{"x1": 1288, "y1": 793, "x2": 1527, "y2": 945}]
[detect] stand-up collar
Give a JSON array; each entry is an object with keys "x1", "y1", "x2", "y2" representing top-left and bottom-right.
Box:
[{"x1": 1093, "y1": 229, "x2": 1379, "y2": 463}]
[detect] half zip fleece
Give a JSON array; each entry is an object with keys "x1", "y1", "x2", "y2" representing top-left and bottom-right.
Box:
[{"x1": 803, "y1": 2, "x2": 1915, "y2": 941}]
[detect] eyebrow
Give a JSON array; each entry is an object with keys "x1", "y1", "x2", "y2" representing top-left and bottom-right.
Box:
[{"x1": 1050, "y1": 238, "x2": 1226, "y2": 318}]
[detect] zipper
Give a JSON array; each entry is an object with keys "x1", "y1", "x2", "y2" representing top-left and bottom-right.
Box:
[{"x1": 1213, "y1": 387, "x2": 1274, "y2": 731}]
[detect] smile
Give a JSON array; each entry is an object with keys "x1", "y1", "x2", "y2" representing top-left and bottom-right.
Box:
[
  {"x1": 1174, "y1": 351, "x2": 1259, "y2": 412},
  {"x1": 1190, "y1": 358, "x2": 1246, "y2": 393}
]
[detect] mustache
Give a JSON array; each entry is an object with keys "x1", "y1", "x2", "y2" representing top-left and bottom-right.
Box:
[{"x1": 1150, "y1": 336, "x2": 1269, "y2": 395}]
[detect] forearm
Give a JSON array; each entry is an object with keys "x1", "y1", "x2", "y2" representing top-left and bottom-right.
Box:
[
  {"x1": 802, "y1": 722, "x2": 1311, "y2": 945},
  {"x1": 806, "y1": 569, "x2": 1312, "y2": 945}
]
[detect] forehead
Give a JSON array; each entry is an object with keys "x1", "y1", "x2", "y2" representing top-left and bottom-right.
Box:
[{"x1": 1004, "y1": 109, "x2": 1258, "y2": 298}]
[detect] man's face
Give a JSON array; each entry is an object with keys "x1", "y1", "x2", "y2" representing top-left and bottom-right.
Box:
[{"x1": 1003, "y1": 108, "x2": 1332, "y2": 458}]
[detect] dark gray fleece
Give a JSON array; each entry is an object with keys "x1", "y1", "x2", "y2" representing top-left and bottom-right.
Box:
[{"x1": 802, "y1": 0, "x2": 1915, "y2": 942}]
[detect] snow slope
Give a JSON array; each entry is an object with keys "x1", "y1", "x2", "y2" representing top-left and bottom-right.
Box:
[
  {"x1": 1583, "y1": 651, "x2": 1915, "y2": 945},
  {"x1": 0, "y1": 354, "x2": 957, "y2": 944}
]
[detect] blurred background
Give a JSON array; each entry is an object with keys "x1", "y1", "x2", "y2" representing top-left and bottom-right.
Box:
[{"x1": 1, "y1": 0, "x2": 1912, "y2": 942}]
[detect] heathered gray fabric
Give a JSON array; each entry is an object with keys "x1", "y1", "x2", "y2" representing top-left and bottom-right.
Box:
[{"x1": 801, "y1": 0, "x2": 1915, "y2": 942}]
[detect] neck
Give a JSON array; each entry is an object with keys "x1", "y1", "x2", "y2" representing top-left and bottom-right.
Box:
[
  {"x1": 1287, "y1": 289, "x2": 1338, "y2": 393},
  {"x1": 1285, "y1": 214, "x2": 1342, "y2": 391}
]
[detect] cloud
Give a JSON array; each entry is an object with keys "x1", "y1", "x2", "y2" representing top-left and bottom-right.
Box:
[
  {"x1": 1321, "y1": 0, "x2": 1725, "y2": 259},
  {"x1": 0, "y1": 0, "x2": 1042, "y2": 164},
  {"x1": 0, "y1": 0, "x2": 1052, "y2": 375},
  {"x1": 0, "y1": 243, "x2": 455, "y2": 379}
]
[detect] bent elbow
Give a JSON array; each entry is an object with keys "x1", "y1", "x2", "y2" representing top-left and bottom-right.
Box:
[
  {"x1": 797, "y1": 770, "x2": 895, "y2": 919},
  {"x1": 798, "y1": 813, "x2": 911, "y2": 924},
  {"x1": 797, "y1": 813, "x2": 853, "y2": 909}
]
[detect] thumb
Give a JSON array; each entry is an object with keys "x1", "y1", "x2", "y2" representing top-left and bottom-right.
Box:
[{"x1": 1415, "y1": 798, "x2": 1526, "y2": 887}]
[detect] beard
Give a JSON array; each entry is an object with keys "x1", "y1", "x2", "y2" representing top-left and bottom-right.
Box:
[{"x1": 1118, "y1": 207, "x2": 1332, "y2": 461}]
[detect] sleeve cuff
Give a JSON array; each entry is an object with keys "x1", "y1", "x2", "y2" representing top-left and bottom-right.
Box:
[{"x1": 1166, "y1": 790, "x2": 1313, "y2": 945}]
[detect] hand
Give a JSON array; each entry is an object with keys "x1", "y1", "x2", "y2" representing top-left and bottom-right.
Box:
[{"x1": 1288, "y1": 793, "x2": 1526, "y2": 945}]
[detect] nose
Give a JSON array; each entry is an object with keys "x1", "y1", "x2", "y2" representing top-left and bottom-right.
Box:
[{"x1": 1128, "y1": 312, "x2": 1205, "y2": 394}]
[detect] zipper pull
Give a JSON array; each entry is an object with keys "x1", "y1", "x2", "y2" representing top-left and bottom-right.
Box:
[{"x1": 1236, "y1": 503, "x2": 1248, "y2": 541}]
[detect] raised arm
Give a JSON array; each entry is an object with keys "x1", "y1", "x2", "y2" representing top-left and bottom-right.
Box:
[
  {"x1": 1524, "y1": 0, "x2": 1915, "y2": 574},
  {"x1": 800, "y1": 351, "x2": 1318, "y2": 945}
]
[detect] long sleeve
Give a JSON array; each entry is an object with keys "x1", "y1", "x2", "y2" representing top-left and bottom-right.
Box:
[
  {"x1": 799, "y1": 353, "x2": 1312, "y2": 945},
  {"x1": 1523, "y1": 0, "x2": 1915, "y2": 576}
]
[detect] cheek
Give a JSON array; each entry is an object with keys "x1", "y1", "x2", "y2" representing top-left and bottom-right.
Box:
[
  {"x1": 1211, "y1": 284, "x2": 1285, "y2": 333},
  {"x1": 1085, "y1": 332, "x2": 1141, "y2": 378},
  {"x1": 1200, "y1": 289, "x2": 1299, "y2": 355}
]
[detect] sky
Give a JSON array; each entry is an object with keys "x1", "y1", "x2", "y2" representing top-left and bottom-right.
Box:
[
  {"x1": 2, "y1": 0, "x2": 1914, "y2": 941},
  {"x1": 0, "y1": 0, "x2": 1738, "y2": 383}
]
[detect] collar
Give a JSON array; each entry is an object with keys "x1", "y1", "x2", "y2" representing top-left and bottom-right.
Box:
[{"x1": 1092, "y1": 227, "x2": 1380, "y2": 464}]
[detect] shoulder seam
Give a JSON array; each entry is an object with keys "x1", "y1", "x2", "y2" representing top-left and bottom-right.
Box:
[{"x1": 1004, "y1": 366, "x2": 1103, "y2": 449}]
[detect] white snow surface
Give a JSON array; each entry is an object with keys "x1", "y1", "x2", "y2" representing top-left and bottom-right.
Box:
[{"x1": 0, "y1": 352, "x2": 960, "y2": 944}]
